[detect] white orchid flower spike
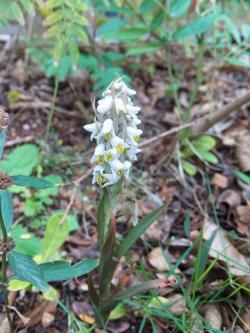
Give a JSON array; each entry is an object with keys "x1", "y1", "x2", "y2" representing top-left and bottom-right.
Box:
[{"x1": 84, "y1": 77, "x2": 142, "y2": 187}]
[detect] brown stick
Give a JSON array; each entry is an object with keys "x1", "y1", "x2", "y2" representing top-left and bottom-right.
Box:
[{"x1": 190, "y1": 90, "x2": 250, "y2": 137}]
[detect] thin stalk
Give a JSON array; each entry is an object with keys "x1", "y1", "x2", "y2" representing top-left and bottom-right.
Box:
[
  {"x1": 44, "y1": 72, "x2": 60, "y2": 144},
  {"x1": 0, "y1": 213, "x2": 13, "y2": 333},
  {"x1": 185, "y1": 36, "x2": 205, "y2": 121}
]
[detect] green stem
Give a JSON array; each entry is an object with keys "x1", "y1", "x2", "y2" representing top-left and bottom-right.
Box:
[
  {"x1": 0, "y1": 213, "x2": 13, "y2": 333},
  {"x1": 44, "y1": 73, "x2": 60, "y2": 144},
  {"x1": 185, "y1": 36, "x2": 205, "y2": 121}
]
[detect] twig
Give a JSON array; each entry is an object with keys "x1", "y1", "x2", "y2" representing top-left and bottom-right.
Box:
[{"x1": 190, "y1": 90, "x2": 250, "y2": 137}]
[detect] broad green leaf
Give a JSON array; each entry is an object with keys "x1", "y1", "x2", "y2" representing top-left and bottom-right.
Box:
[
  {"x1": 8, "y1": 279, "x2": 30, "y2": 291},
  {"x1": 46, "y1": 9, "x2": 64, "y2": 26},
  {"x1": 198, "y1": 150, "x2": 218, "y2": 164},
  {"x1": 234, "y1": 171, "x2": 250, "y2": 185},
  {"x1": 182, "y1": 160, "x2": 197, "y2": 176},
  {"x1": 11, "y1": 224, "x2": 42, "y2": 256},
  {"x1": 172, "y1": 13, "x2": 218, "y2": 40},
  {"x1": 193, "y1": 135, "x2": 216, "y2": 151},
  {"x1": 11, "y1": 3, "x2": 25, "y2": 25},
  {"x1": 97, "y1": 18, "x2": 126, "y2": 36},
  {"x1": 139, "y1": 0, "x2": 155, "y2": 13},
  {"x1": 8, "y1": 251, "x2": 49, "y2": 292},
  {"x1": 106, "y1": 28, "x2": 148, "y2": 41},
  {"x1": 0, "y1": 130, "x2": 5, "y2": 158},
  {"x1": 40, "y1": 259, "x2": 99, "y2": 282},
  {"x1": 109, "y1": 303, "x2": 126, "y2": 320},
  {"x1": 115, "y1": 205, "x2": 166, "y2": 258},
  {"x1": 168, "y1": 0, "x2": 191, "y2": 17},
  {"x1": 0, "y1": 144, "x2": 39, "y2": 176},
  {"x1": 0, "y1": 190, "x2": 13, "y2": 233},
  {"x1": 127, "y1": 45, "x2": 161, "y2": 56},
  {"x1": 41, "y1": 214, "x2": 70, "y2": 262},
  {"x1": 47, "y1": 0, "x2": 62, "y2": 8},
  {"x1": 97, "y1": 189, "x2": 111, "y2": 248},
  {"x1": 11, "y1": 175, "x2": 54, "y2": 189}
]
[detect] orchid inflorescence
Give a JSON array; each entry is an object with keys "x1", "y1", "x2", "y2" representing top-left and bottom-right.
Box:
[{"x1": 84, "y1": 78, "x2": 142, "y2": 187}]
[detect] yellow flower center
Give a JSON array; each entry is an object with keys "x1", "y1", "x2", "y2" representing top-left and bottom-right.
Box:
[
  {"x1": 133, "y1": 135, "x2": 140, "y2": 142},
  {"x1": 117, "y1": 169, "x2": 125, "y2": 175},
  {"x1": 106, "y1": 152, "x2": 113, "y2": 161},
  {"x1": 104, "y1": 132, "x2": 112, "y2": 141},
  {"x1": 98, "y1": 156, "x2": 105, "y2": 164},
  {"x1": 116, "y1": 144, "x2": 125, "y2": 154}
]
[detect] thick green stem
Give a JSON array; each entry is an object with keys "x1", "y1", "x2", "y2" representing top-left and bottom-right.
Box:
[{"x1": 0, "y1": 213, "x2": 13, "y2": 333}]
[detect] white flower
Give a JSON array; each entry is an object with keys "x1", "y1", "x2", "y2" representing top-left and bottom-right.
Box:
[
  {"x1": 102, "y1": 119, "x2": 114, "y2": 141},
  {"x1": 111, "y1": 136, "x2": 129, "y2": 154},
  {"x1": 83, "y1": 122, "x2": 100, "y2": 141},
  {"x1": 126, "y1": 104, "x2": 141, "y2": 114},
  {"x1": 102, "y1": 173, "x2": 121, "y2": 187},
  {"x1": 97, "y1": 95, "x2": 113, "y2": 114},
  {"x1": 127, "y1": 127, "x2": 143, "y2": 144},
  {"x1": 115, "y1": 98, "x2": 126, "y2": 114},
  {"x1": 91, "y1": 144, "x2": 105, "y2": 164},
  {"x1": 84, "y1": 77, "x2": 142, "y2": 187},
  {"x1": 92, "y1": 165, "x2": 105, "y2": 184},
  {"x1": 110, "y1": 159, "x2": 131, "y2": 176}
]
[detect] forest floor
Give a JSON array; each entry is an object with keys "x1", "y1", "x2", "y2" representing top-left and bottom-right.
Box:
[{"x1": 0, "y1": 44, "x2": 250, "y2": 333}]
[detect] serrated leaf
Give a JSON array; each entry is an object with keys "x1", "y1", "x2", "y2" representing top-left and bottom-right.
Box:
[
  {"x1": 115, "y1": 205, "x2": 166, "y2": 258},
  {"x1": 0, "y1": 190, "x2": 13, "y2": 234},
  {"x1": 8, "y1": 251, "x2": 49, "y2": 292},
  {"x1": 182, "y1": 160, "x2": 197, "y2": 176},
  {"x1": 173, "y1": 13, "x2": 218, "y2": 40},
  {"x1": 41, "y1": 214, "x2": 70, "y2": 262},
  {"x1": 0, "y1": 144, "x2": 39, "y2": 176},
  {"x1": 11, "y1": 3, "x2": 25, "y2": 25},
  {"x1": 11, "y1": 175, "x2": 54, "y2": 189},
  {"x1": 168, "y1": 0, "x2": 191, "y2": 17},
  {"x1": 40, "y1": 259, "x2": 99, "y2": 282},
  {"x1": 47, "y1": 24, "x2": 63, "y2": 38}
]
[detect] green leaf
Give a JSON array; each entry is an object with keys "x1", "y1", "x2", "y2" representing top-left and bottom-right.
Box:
[
  {"x1": 127, "y1": 45, "x2": 161, "y2": 56},
  {"x1": 193, "y1": 135, "x2": 216, "y2": 151},
  {"x1": 41, "y1": 214, "x2": 70, "y2": 262},
  {"x1": 0, "y1": 190, "x2": 13, "y2": 233},
  {"x1": 97, "y1": 189, "x2": 111, "y2": 248},
  {"x1": 226, "y1": 56, "x2": 250, "y2": 68},
  {"x1": 97, "y1": 18, "x2": 126, "y2": 36},
  {"x1": 106, "y1": 28, "x2": 148, "y2": 41},
  {"x1": 182, "y1": 160, "x2": 197, "y2": 176},
  {"x1": 139, "y1": 0, "x2": 155, "y2": 13},
  {"x1": 234, "y1": 171, "x2": 250, "y2": 185},
  {"x1": 184, "y1": 210, "x2": 191, "y2": 238},
  {"x1": 0, "y1": 144, "x2": 39, "y2": 176},
  {"x1": 40, "y1": 259, "x2": 99, "y2": 282},
  {"x1": 0, "y1": 130, "x2": 5, "y2": 158},
  {"x1": 8, "y1": 279, "x2": 30, "y2": 292},
  {"x1": 198, "y1": 150, "x2": 218, "y2": 164},
  {"x1": 172, "y1": 13, "x2": 218, "y2": 40},
  {"x1": 11, "y1": 224, "x2": 42, "y2": 256},
  {"x1": 20, "y1": 0, "x2": 34, "y2": 15},
  {"x1": 11, "y1": 175, "x2": 54, "y2": 189},
  {"x1": 150, "y1": 10, "x2": 164, "y2": 30},
  {"x1": 115, "y1": 205, "x2": 166, "y2": 258},
  {"x1": 11, "y1": 3, "x2": 25, "y2": 25},
  {"x1": 8, "y1": 251, "x2": 49, "y2": 292},
  {"x1": 168, "y1": 0, "x2": 191, "y2": 17}
]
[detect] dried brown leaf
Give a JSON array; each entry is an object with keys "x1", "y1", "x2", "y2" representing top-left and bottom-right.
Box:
[
  {"x1": 147, "y1": 247, "x2": 170, "y2": 272},
  {"x1": 217, "y1": 189, "x2": 241, "y2": 208},
  {"x1": 236, "y1": 205, "x2": 250, "y2": 225},
  {"x1": 203, "y1": 220, "x2": 250, "y2": 277},
  {"x1": 211, "y1": 173, "x2": 229, "y2": 188},
  {"x1": 202, "y1": 304, "x2": 222, "y2": 331},
  {"x1": 236, "y1": 134, "x2": 250, "y2": 172}
]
